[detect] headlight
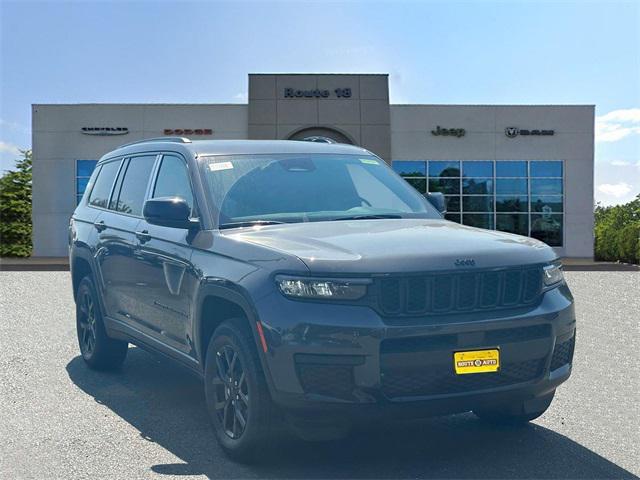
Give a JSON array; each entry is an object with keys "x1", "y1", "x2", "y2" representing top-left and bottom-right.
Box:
[
  {"x1": 543, "y1": 262, "x2": 564, "y2": 288},
  {"x1": 276, "y1": 276, "x2": 370, "y2": 300}
]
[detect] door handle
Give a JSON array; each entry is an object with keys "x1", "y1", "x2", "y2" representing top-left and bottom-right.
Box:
[
  {"x1": 135, "y1": 230, "x2": 151, "y2": 243},
  {"x1": 93, "y1": 220, "x2": 107, "y2": 232}
]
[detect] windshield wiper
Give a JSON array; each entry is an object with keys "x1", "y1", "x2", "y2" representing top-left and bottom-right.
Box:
[
  {"x1": 333, "y1": 214, "x2": 403, "y2": 221},
  {"x1": 219, "y1": 220, "x2": 285, "y2": 230}
]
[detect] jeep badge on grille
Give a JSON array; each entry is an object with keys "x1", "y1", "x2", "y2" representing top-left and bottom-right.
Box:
[{"x1": 455, "y1": 259, "x2": 476, "y2": 267}]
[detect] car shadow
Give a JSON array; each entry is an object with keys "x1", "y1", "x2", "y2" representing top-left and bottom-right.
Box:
[{"x1": 66, "y1": 347, "x2": 636, "y2": 479}]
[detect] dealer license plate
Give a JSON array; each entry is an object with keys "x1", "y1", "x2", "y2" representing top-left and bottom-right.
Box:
[{"x1": 454, "y1": 349, "x2": 500, "y2": 375}]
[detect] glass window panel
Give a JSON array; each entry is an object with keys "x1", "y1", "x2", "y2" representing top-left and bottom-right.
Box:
[
  {"x1": 496, "y1": 213, "x2": 529, "y2": 236},
  {"x1": 404, "y1": 178, "x2": 426, "y2": 193},
  {"x1": 531, "y1": 178, "x2": 563, "y2": 195},
  {"x1": 496, "y1": 195, "x2": 528, "y2": 212},
  {"x1": 531, "y1": 214, "x2": 563, "y2": 246},
  {"x1": 531, "y1": 195, "x2": 563, "y2": 213},
  {"x1": 463, "y1": 177, "x2": 493, "y2": 194},
  {"x1": 463, "y1": 195, "x2": 494, "y2": 212},
  {"x1": 76, "y1": 160, "x2": 97, "y2": 177},
  {"x1": 445, "y1": 213, "x2": 461, "y2": 223},
  {"x1": 153, "y1": 155, "x2": 194, "y2": 209},
  {"x1": 429, "y1": 161, "x2": 460, "y2": 177},
  {"x1": 463, "y1": 214, "x2": 494, "y2": 230},
  {"x1": 530, "y1": 161, "x2": 562, "y2": 177},
  {"x1": 444, "y1": 195, "x2": 460, "y2": 212},
  {"x1": 393, "y1": 161, "x2": 426, "y2": 177},
  {"x1": 113, "y1": 156, "x2": 156, "y2": 216},
  {"x1": 88, "y1": 160, "x2": 121, "y2": 209},
  {"x1": 462, "y1": 161, "x2": 493, "y2": 177},
  {"x1": 496, "y1": 178, "x2": 528, "y2": 194},
  {"x1": 429, "y1": 178, "x2": 460, "y2": 194},
  {"x1": 76, "y1": 177, "x2": 90, "y2": 195},
  {"x1": 496, "y1": 161, "x2": 527, "y2": 177}
]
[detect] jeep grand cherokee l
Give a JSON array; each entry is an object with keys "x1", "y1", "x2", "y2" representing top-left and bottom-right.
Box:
[{"x1": 69, "y1": 138, "x2": 575, "y2": 460}]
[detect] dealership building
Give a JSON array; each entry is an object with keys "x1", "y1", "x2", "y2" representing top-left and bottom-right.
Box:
[{"x1": 32, "y1": 73, "x2": 595, "y2": 258}]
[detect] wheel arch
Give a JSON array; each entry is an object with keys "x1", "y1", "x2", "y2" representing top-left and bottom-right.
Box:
[{"x1": 194, "y1": 283, "x2": 269, "y2": 378}]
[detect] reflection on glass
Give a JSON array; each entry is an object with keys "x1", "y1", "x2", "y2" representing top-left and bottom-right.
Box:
[
  {"x1": 463, "y1": 178, "x2": 493, "y2": 194},
  {"x1": 463, "y1": 214, "x2": 494, "y2": 230},
  {"x1": 445, "y1": 213, "x2": 461, "y2": 223},
  {"x1": 444, "y1": 195, "x2": 460, "y2": 212},
  {"x1": 531, "y1": 195, "x2": 563, "y2": 212},
  {"x1": 463, "y1": 161, "x2": 493, "y2": 177},
  {"x1": 531, "y1": 178, "x2": 563, "y2": 195},
  {"x1": 404, "y1": 178, "x2": 427, "y2": 193},
  {"x1": 496, "y1": 213, "x2": 529, "y2": 236},
  {"x1": 429, "y1": 161, "x2": 461, "y2": 177},
  {"x1": 496, "y1": 161, "x2": 527, "y2": 177},
  {"x1": 530, "y1": 161, "x2": 562, "y2": 177},
  {"x1": 429, "y1": 178, "x2": 460, "y2": 194},
  {"x1": 393, "y1": 161, "x2": 426, "y2": 177},
  {"x1": 463, "y1": 196, "x2": 494, "y2": 212},
  {"x1": 496, "y1": 178, "x2": 528, "y2": 194},
  {"x1": 496, "y1": 195, "x2": 528, "y2": 212},
  {"x1": 531, "y1": 213, "x2": 563, "y2": 246}
]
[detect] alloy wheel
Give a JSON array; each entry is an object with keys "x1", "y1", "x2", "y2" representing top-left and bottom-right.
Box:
[
  {"x1": 212, "y1": 345, "x2": 249, "y2": 439},
  {"x1": 78, "y1": 290, "x2": 97, "y2": 355}
]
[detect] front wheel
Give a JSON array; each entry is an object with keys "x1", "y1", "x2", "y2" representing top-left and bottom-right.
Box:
[
  {"x1": 76, "y1": 276, "x2": 128, "y2": 370},
  {"x1": 204, "y1": 320, "x2": 277, "y2": 462}
]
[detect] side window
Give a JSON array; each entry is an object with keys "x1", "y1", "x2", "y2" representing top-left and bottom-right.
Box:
[
  {"x1": 88, "y1": 160, "x2": 121, "y2": 208},
  {"x1": 153, "y1": 155, "x2": 194, "y2": 211},
  {"x1": 113, "y1": 155, "x2": 157, "y2": 216}
]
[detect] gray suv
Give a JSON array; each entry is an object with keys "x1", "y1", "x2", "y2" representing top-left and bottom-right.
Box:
[{"x1": 69, "y1": 138, "x2": 575, "y2": 461}]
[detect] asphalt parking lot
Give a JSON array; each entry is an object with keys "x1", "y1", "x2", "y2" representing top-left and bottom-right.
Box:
[{"x1": 1, "y1": 271, "x2": 638, "y2": 479}]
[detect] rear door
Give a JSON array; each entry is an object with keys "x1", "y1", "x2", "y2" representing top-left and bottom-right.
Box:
[
  {"x1": 133, "y1": 153, "x2": 199, "y2": 354},
  {"x1": 94, "y1": 154, "x2": 158, "y2": 330}
]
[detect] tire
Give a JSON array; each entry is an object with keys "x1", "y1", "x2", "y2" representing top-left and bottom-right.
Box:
[
  {"x1": 474, "y1": 390, "x2": 555, "y2": 425},
  {"x1": 76, "y1": 275, "x2": 128, "y2": 370},
  {"x1": 204, "y1": 319, "x2": 277, "y2": 462}
]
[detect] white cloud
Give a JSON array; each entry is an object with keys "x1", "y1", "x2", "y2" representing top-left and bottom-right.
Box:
[
  {"x1": 0, "y1": 141, "x2": 21, "y2": 156},
  {"x1": 597, "y1": 182, "x2": 633, "y2": 198},
  {"x1": 610, "y1": 159, "x2": 631, "y2": 166},
  {"x1": 232, "y1": 92, "x2": 248, "y2": 103},
  {"x1": 595, "y1": 108, "x2": 640, "y2": 143}
]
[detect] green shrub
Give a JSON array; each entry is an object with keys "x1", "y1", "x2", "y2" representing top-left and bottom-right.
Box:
[
  {"x1": 594, "y1": 194, "x2": 640, "y2": 264},
  {"x1": 0, "y1": 149, "x2": 32, "y2": 257}
]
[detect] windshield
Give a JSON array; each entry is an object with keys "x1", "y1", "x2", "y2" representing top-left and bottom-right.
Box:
[{"x1": 201, "y1": 154, "x2": 441, "y2": 227}]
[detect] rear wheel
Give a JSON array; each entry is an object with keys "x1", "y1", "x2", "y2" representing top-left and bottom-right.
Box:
[
  {"x1": 204, "y1": 320, "x2": 277, "y2": 462},
  {"x1": 474, "y1": 390, "x2": 555, "y2": 425},
  {"x1": 76, "y1": 276, "x2": 128, "y2": 370}
]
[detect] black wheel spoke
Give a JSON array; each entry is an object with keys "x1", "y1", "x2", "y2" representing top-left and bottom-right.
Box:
[{"x1": 212, "y1": 342, "x2": 248, "y2": 440}]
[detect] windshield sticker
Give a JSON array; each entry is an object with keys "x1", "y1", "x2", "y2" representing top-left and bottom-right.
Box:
[
  {"x1": 209, "y1": 161, "x2": 234, "y2": 172},
  {"x1": 360, "y1": 158, "x2": 379, "y2": 165}
]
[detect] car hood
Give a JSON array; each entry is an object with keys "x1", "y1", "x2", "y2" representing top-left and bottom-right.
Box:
[{"x1": 223, "y1": 219, "x2": 556, "y2": 274}]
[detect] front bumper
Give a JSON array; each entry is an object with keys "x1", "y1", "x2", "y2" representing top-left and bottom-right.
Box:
[{"x1": 256, "y1": 282, "x2": 575, "y2": 418}]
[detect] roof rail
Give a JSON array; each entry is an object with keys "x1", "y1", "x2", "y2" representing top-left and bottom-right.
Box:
[{"x1": 117, "y1": 137, "x2": 192, "y2": 149}]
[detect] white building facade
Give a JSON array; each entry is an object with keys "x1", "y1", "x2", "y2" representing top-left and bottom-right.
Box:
[{"x1": 32, "y1": 73, "x2": 594, "y2": 258}]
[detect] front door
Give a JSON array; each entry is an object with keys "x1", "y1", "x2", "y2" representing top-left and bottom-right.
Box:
[{"x1": 133, "y1": 154, "x2": 198, "y2": 354}]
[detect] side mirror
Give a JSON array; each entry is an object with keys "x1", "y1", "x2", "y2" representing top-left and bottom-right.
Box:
[
  {"x1": 143, "y1": 197, "x2": 198, "y2": 229},
  {"x1": 426, "y1": 192, "x2": 447, "y2": 214}
]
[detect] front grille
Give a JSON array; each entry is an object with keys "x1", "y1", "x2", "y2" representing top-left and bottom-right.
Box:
[
  {"x1": 296, "y1": 364, "x2": 354, "y2": 401},
  {"x1": 550, "y1": 335, "x2": 575, "y2": 371},
  {"x1": 381, "y1": 358, "x2": 545, "y2": 399},
  {"x1": 374, "y1": 266, "x2": 542, "y2": 317}
]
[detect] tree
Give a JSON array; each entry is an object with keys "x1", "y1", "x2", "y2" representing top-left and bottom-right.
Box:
[
  {"x1": 594, "y1": 194, "x2": 640, "y2": 264},
  {"x1": 0, "y1": 149, "x2": 32, "y2": 257}
]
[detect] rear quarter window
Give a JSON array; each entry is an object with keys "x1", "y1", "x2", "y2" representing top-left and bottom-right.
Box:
[{"x1": 88, "y1": 160, "x2": 122, "y2": 209}]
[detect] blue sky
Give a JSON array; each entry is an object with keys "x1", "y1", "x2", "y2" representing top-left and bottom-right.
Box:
[{"x1": 1, "y1": 0, "x2": 638, "y2": 205}]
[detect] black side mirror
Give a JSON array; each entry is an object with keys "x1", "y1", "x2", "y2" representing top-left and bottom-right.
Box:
[
  {"x1": 426, "y1": 192, "x2": 447, "y2": 214},
  {"x1": 143, "y1": 197, "x2": 198, "y2": 229}
]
